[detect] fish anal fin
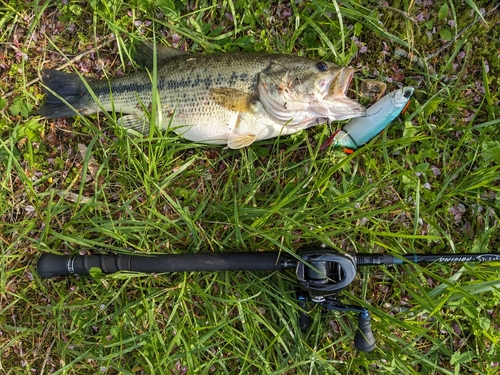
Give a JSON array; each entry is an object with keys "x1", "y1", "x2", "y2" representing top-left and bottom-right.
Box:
[
  {"x1": 118, "y1": 114, "x2": 151, "y2": 134},
  {"x1": 227, "y1": 133, "x2": 257, "y2": 149},
  {"x1": 209, "y1": 88, "x2": 257, "y2": 113}
]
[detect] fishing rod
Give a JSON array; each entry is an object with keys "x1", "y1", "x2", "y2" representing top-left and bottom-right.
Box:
[{"x1": 37, "y1": 245, "x2": 500, "y2": 352}]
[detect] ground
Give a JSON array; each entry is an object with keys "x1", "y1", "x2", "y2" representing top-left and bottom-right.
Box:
[{"x1": 0, "y1": 1, "x2": 499, "y2": 374}]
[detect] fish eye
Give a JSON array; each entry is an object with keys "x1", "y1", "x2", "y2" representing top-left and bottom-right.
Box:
[{"x1": 316, "y1": 62, "x2": 328, "y2": 72}]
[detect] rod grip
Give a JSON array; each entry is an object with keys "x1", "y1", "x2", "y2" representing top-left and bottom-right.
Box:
[
  {"x1": 36, "y1": 254, "x2": 131, "y2": 278},
  {"x1": 37, "y1": 254, "x2": 72, "y2": 278},
  {"x1": 37, "y1": 252, "x2": 284, "y2": 278}
]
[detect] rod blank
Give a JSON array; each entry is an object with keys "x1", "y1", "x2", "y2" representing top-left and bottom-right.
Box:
[{"x1": 355, "y1": 252, "x2": 500, "y2": 267}]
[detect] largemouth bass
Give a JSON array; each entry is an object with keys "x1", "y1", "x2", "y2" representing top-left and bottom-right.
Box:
[{"x1": 39, "y1": 43, "x2": 366, "y2": 149}]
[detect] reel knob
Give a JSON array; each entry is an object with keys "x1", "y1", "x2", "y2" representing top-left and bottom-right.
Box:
[{"x1": 354, "y1": 310, "x2": 376, "y2": 352}]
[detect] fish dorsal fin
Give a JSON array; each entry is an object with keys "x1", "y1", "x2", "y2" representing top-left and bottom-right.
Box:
[
  {"x1": 209, "y1": 88, "x2": 257, "y2": 113},
  {"x1": 227, "y1": 133, "x2": 257, "y2": 149},
  {"x1": 135, "y1": 40, "x2": 189, "y2": 68}
]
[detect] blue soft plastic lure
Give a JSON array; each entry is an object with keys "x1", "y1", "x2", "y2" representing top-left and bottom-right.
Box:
[{"x1": 328, "y1": 87, "x2": 414, "y2": 150}]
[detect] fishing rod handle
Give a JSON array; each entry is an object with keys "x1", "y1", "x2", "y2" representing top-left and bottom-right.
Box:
[{"x1": 37, "y1": 252, "x2": 285, "y2": 278}]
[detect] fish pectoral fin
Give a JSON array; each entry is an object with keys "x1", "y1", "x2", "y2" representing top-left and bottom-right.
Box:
[
  {"x1": 209, "y1": 88, "x2": 257, "y2": 113},
  {"x1": 227, "y1": 133, "x2": 257, "y2": 149},
  {"x1": 117, "y1": 114, "x2": 151, "y2": 135}
]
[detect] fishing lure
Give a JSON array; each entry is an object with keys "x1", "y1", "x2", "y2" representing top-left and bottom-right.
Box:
[{"x1": 322, "y1": 86, "x2": 414, "y2": 151}]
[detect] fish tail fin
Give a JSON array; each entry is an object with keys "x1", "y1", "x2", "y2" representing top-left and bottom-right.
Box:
[{"x1": 38, "y1": 69, "x2": 90, "y2": 118}]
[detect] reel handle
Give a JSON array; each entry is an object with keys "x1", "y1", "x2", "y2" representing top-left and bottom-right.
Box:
[{"x1": 297, "y1": 294, "x2": 311, "y2": 332}]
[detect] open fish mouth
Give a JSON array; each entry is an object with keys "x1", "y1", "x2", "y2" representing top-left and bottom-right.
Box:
[
  {"x1": 318, "y1": 67, "x2": 367, "y2": 119},
  {"x1": 305, "y1": 67, "x2": 365, "y2": 120},
  {"x1": 324, "y1": 67, "x2": 355, "y2": 100}
]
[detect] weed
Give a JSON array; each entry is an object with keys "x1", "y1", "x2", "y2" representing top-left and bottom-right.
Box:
[{"x1": 1, "y1": 1, "x2": 499, "y2": 374}]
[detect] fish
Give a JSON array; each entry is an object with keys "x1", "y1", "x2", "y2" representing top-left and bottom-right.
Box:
[
  {"x1": 326, "y1": 87, "x2": 414, "y2": 151},
  {"x1": 38, "y1": 42, "x2": 366, "y2": 149}
]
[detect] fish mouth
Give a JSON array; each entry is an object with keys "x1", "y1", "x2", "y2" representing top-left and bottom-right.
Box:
[
  {"x1": 316, "y1": 67, "x2": 366, "y2": 118},
  {"x1": 324, "y1": 67, "x2": 354, "y2": 100}
]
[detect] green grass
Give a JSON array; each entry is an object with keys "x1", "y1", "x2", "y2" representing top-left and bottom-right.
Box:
[{"x1": 1, "y1": 0, "x2": 499, "y2": 374}]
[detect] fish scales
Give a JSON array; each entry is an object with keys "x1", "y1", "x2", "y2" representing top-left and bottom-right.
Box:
[
  {"x1": 76, "y1": 54, "x2": 272, "y2": 141},
  {"x1": 39, "y1": 47, "x2": 366, "y2": 148}
]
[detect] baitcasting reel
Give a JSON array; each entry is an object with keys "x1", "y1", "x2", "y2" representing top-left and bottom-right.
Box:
[{"x1": 295, "y1": 246, "x2": 375, "y2": 352}]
